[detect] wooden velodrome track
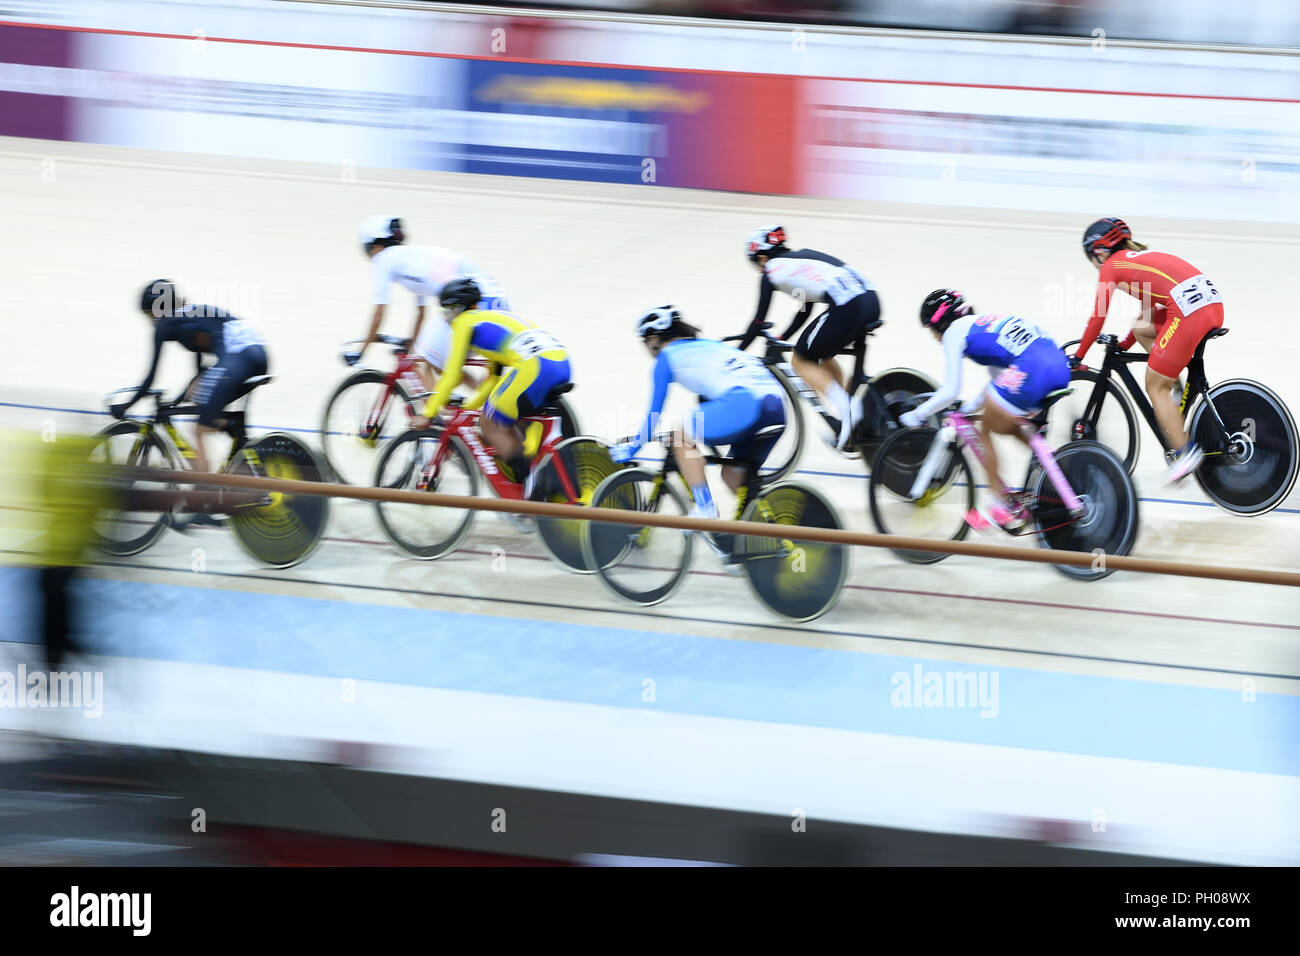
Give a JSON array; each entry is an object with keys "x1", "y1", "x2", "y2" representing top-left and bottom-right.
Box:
[{"x1": 0, "y1": 138, "x2": 1296, "y2": 862}]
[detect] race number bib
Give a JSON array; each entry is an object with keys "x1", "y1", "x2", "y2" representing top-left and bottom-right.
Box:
[
  {"x1": 826, "y1": 267, "x2": 869, "y2": 306},
  {"x1": 510, "y1": 329, "x2": 564, "y2": 359},
  {"x1": 722, "y1": 354, "x2": 782, "y2": 394},
  {"x1": 994, "y1": 315, "x2": 1042, "y2": 357},
  {"x1": 1170, "y1": 274, "x2": 1221, "y2": 316},
  {"x1": 222, "y1": 319, "x2": 263, "y2": 353}
]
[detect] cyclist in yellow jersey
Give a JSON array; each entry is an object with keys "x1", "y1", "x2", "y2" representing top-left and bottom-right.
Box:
[{"x1": 410, "y1": 277, "x2": 572, "y2": 497}]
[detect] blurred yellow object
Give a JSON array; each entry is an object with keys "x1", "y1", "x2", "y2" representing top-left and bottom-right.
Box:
[{"x1": 0, "y1": 430, "x2": 117, "y2": 568}]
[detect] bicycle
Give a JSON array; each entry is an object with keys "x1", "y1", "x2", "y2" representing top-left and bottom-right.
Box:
[
  {"x1": 321, "y1": 334, "x2": 581, "y2": 485},
  {"x1": 582, "y1": 430, "x2": 848, "y2": 621},
  {"x1": 1050, "y1": 330, "x2": 1298, "y2": 516},
  {"x1": 725, "y1": 322, "x2": 938, "y2": 479},
  {"x1": 372, "y1": 384, "x2": 616, "y2": 571},
  {"x1": 868, "y1": 391, "x2": 1139, "y2": 581},
  {"x1": 89, "y1": 378, "x2": 331, "y2": 569}
]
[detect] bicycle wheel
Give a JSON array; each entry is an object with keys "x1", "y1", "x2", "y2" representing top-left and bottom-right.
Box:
[
  {"x1": 1188, "y1": 379, "x2": 1299, "y2": 516},
  {"x1": 868, "y1": 426, "x2": 974, "y2": 564},
  {"x1": 736, "y1": 481, "x2": 847, "y2": 622},
  {"x1": 531, "y1": 437, "x2": 619, "y2": 573},
  {"x1": 227, "y1": 432, "x2": 332, "y2": 569},
  {"x1": 552, "y1": 395, "x2": 582, "y2": 441},
  {"x1": 373, "y1": 428, "x2": 478, "y2": 559},
  {"x1": 583, "y1": 468, "x2": 693, "y2": 606},
  {"x1": 858, "y1": 367, "x2": 940, "y2": 470},
  {"x1": 756, "y1": 371, "x2": 805, "y2": 482},
  {"x1": 320, "y1": 370, "x2": 416, "y2": 486},
  {"x1": 86, "y1": 421, "x2": 177, "y2": 556},
  {"x1": 1043, "y1": 369, "x2": 1141, "y2": 474},
  {"x1": 1029, "y1": 440, "x2": 1138, "y2": 582}
]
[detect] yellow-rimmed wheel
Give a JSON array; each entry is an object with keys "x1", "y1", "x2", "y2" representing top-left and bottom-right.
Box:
[
  {"x1": 531, "y1": 437, "x2": 620, "y2": 573},
  {"x1": 736, "y1": 481, "x2": 847, "y2": 622},
  {"x1": 227, "y1": 432, "x2": 330, "y2": 569}
]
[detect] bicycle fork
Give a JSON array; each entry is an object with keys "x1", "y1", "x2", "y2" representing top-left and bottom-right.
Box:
[{"x1": 909, "y1": 415, "x2": 984, "y2": 501}]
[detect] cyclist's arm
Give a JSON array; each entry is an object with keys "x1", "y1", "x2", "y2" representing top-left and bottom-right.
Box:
[
  {"x1": 410, "y1": 304, "x2": 426, "y2": 350},
  {"x1": 461, "y1": 363, "x2": 499, "y2": 411},
  {"x1": 118, "y1": 321, "x2": 172, "y2": 411},
  {"x1": 361, "y1": 304, "x2": 384, "y2": 353},
  {"x1": 421, "y1": 315, "x2": 472, "y2": 418},
  {"x1": 779, "y1": 301, "x2": 815, "y2": 342},
  {"x1": 908, "y1": 321, "x2": 968, "y2": 421},
  {"x1": 738, "y1": 274, "x2": 776, "y2": 350},
  {"x1": 363, "y1": 256, "x2": 392, "y2": 353},
  {"x1": 628, "y1": 353, "x2": 673, "y2": 455},
  {"x1": 1074, "y1": 276, "x2": 1115, "y2": 359}
]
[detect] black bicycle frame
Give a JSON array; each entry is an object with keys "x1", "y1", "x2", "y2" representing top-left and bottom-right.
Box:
[
  {"x1": 1084, "y1": 336, "x2": 1232, "y2": 454},
  {"x1": 763, "y1": 331, "x2": 879, "y2": 433}
]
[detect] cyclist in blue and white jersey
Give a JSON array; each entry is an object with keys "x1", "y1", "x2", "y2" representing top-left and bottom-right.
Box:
[
  {"x1": 611, "y1": 306, "x2": 786, "y2": 522},
  {"x1": 900, "y1": 289, "x2": 1071, "y2": 532}
]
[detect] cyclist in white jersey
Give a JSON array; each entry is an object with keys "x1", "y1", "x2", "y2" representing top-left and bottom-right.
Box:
[
  {"x1": 737, "y1": 225, "x2": 881, "y2": 449},
  {"x1": 612, "y1": 306, "x2": 786, "y2": 523},
  {"x1": 350, "y1": 215, "x2": 506, "y2": 392}
]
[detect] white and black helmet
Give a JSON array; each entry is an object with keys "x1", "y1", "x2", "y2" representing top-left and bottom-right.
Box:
[
  {"x1": 359, "y1": 215, "x2": 404, "y2": 252},
  {"x1": 744, "y1": 224, "x2": 787, "y2": 260},
  {"x1": 636, "y1": 305, "x2": 682, "y2": 338}
]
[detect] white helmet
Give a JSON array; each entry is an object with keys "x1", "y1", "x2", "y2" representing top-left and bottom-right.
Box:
[
  {"x1": 359, "y1": 215, "x2": 404, "y2": 251},
  {"x1": 636, "y1": 305, "x2": 681, "y2": 338},
  {"x1": 745, "y1": 224, "x2": 787, "y2": 260}
]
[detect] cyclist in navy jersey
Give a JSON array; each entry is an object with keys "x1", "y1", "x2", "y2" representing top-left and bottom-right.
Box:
[{"x1": 112, "y1": 279, "x2": 269, "y2": 475}]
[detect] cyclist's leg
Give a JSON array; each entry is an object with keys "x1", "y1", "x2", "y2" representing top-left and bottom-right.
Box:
[
  {"x1": 1150, "y1": 305, "x2": 1222, "y2": 480},
  {"x1": 675, "y1": 388, "x2": 764, "y2": 516},
  {"x1": 194, "y1": 346, "x2": 266, "y2": 474},
  {"x1": 794, "y1": 293, "x2": 875, "y2": 443},
  {"x1": 722, "y1": 392, "x2": 786, "y2": 494},
  {"x1": 483, "y1": 356, "x2": 569, "y2": 482},
  {"x1": 982, "y1": 347, "x2": 1070, "y2": 522}
]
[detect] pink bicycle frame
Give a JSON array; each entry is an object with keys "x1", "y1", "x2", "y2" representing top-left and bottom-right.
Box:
[{"x1": 945, "y1": 410, "x2": 1083, "y2": 513}]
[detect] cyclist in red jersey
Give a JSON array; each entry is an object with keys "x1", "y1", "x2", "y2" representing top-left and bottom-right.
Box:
[{"x1": 1073, "y1": 218, "x2": 1224, "y2": 482}]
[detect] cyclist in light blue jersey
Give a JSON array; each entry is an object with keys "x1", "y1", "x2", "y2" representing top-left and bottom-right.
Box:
[
  {"x1": 611, "y1": 306, "x2": 786, "y2": 521},
  {"x1": 900, "y1": 289, "x2": 1071, "y2": 532}
]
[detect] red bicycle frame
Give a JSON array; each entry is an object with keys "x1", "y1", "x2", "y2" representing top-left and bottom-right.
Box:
[
  {"x1": 361, "y1": 348, "x2": 489, "y2": 441},
  {"x1": 419, "y1": 405, "x2": 581, "y2": 502}
]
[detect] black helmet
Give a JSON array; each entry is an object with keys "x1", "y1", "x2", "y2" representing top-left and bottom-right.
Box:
[
  {"x1": 1082, "y1": 217, "x2": 1132, "y2": 263},
  {"x1": 919, "y1": 289, "x2": 972, "y2": 331},
  {"x1": 439, "y1": 276, "x2": 483, "y2": 311},
  {"x1": 139, "y1": 279, "x2": 178, "y2": 317}
]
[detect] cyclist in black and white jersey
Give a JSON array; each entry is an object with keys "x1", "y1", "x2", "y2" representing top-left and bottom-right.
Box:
[
  {"x1": 736, "y1": 225, "x2": 881, "y2": 448},
  {"x1": 111, "y1": 279, "x2": 268, "y2": 475}
]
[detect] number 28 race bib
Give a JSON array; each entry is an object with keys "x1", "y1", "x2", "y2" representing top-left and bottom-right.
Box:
[
  {"x1": 1170, "y1": 274, "x2": 1222, "y2": 316},
  {"x1": 510, "y1": 329, "x2": 564, "y2": 359}
]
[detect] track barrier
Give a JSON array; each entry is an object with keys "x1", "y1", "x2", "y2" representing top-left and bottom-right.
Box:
[{"x1": 116, "y1": 466, "x2": 1300, "y2": 588}]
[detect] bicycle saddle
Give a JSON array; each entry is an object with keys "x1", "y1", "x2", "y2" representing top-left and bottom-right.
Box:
[{"x1": 535, "y1": 381, "x2": 574, "y2": 412}]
